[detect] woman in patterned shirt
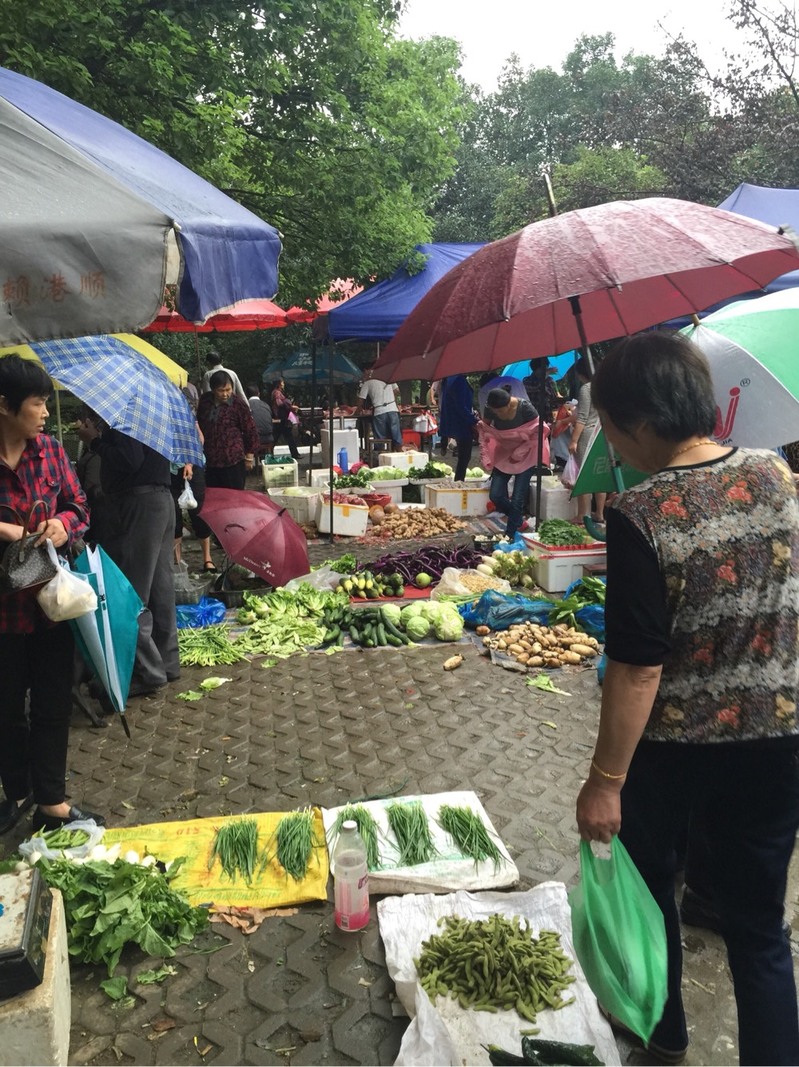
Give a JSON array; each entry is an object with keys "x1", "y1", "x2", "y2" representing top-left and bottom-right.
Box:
[
  {"x1": 576, "y1": 331, "x2": 799, "y2": 1065},
  {"x1": 197, "y1": 370, "x2": 260, "y2": 491}
]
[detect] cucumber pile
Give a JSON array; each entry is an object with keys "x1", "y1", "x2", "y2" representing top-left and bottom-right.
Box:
[
  {"x1": 319, "y1": 604, "x2": 411, "y2": 648},
  {"x1": 335, "y1": 569, "x2": 405, "y2": 599}
]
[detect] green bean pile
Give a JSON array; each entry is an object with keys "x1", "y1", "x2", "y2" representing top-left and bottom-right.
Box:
[
  {"x1": 40, "y1": 827, "x2": 90, "y2": 850},
  {"x1": 332, "y1": 805, "x2": 381, "y2": 870},
  {"x1": 177, "y1": 625, "x2": 246, "y2": 666},
  {"x1": 275, "y1": 808, "x2": 316, "y2": 881},
  {"x1": 386, "y1": 800, "x2": 437, "y2": 866},
  {"x1": 209, "y1": 818, "x2": 260, "y2": 883},
  {"x1": 414, "y1": 914, "x2": 576, "y2": 1023},
  {"x1": 438, "y1": 805, "x2": 504, "y2": 869}
]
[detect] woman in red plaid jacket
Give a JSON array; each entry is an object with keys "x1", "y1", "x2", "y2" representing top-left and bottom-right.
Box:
[{"x1": 0, "y1": 355, "x2": 105, "y2": 835}]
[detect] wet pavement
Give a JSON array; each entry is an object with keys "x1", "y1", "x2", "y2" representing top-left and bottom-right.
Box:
[{"x1": 10, "y1": 477, "x2": 799, "y2": 1067}]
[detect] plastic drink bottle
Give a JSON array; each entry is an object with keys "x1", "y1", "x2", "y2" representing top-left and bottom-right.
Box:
[
  {"x1": 337, "y1": 447, "x2": 349, "y2": 472},
  {"x1": 333, "y1": 820, "x2": 369, "y2": 931}
]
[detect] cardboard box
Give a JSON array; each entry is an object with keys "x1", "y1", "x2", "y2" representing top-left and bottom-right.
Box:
[
  {"x1": 315, "y1": 497, "x2": 369, "y2": 537},
  {"x1": 261, "y1": 459, "x2": 299, "y2": 489},
  {"x1": 423, "y1": 484, "x2": 490, "y2": 516},
  {"x1": 378, "y1": 451, "x2": 428, "y2": 468}
]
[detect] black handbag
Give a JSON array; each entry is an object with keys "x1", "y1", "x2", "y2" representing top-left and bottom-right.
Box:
[{"x1": 0, "y1": 501, "x2": 60, "y2": 594}]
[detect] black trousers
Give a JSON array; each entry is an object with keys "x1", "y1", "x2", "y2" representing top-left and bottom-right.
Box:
[
  {"x1": 206, "y1": 462, "x2": 246, "y2": 491},
  {"x1": 0, "y1": 622, "x2": 74, "y2": 805}
]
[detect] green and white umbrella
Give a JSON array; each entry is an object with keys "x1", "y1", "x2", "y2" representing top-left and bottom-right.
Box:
[{"x1": 572, "y1": 287, "x2": 799, "y2": 496}]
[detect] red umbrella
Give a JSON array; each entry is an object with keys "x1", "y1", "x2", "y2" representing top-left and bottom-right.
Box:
[
  {"x1": 374, "y1": 198, "x2": 799, "y2": 381},
  {"x1": 142, "y1": 299, "x2": 288, "y2": 333},
  {"x1": 286, "y1": 279, "x2": 363, "y2": 323},
  {"x1": 200, "y1": 488, "x2": 309, "y2": 587}
]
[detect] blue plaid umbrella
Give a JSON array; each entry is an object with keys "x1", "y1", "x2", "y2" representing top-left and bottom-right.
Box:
[{"x1": 30, "y1": 335, "x2": 204, "y2": 465}]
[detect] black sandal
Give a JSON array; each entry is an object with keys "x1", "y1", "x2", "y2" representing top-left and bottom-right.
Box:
[{"x1": 203, "y1": 562, "x2": 218, "y2": 572}]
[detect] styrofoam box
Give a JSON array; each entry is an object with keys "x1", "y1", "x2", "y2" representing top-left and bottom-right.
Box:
[
  {"x1": 522, "y1": 535, "x2": 606, "y2": 555},
  {"x1": 529, "y1": 482, "x2": 579, "y2": 521},
  {"x1": 267, "y1": 486, "x2": 320, "y2": 524},
  {"x1": 378, "y1": 451, "x2": 428, "y2": 468},
  {"x1": 535, "y1": 548, "x2": 607, "y2": 594},
  {"x1": 379, "y1": 485, "x2": 404, "y2": 504},
  {"x1": 424, "y1": 483, "x2": 490, "y2": 516},
  {"x1": 315, "y1": 497, "x2": 369, "y2": 537},
  {"x1": 262, "y1": 459, "x2": 299, "y2": 489},
  {"x1": 309, "y1": 468, "x2": 333, "y2": 487},
  {"x1": 364, "y1": 477, "x2": 408, "y2": 488}
]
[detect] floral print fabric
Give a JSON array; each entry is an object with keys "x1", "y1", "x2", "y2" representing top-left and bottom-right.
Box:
[{"x1": 617, "y1": 448, "x2": 799, "y2": 743}]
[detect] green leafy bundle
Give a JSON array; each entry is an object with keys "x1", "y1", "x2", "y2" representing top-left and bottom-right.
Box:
[{"x1": 36, "y1": 857, "x2": 208, "y2": 975}]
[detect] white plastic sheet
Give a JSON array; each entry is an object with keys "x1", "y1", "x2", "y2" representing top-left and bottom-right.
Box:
[
  {"x1": 378, "y1": 883, "x2": 620, "y2": 1067},
  {"x1": 323, "y1": 791, "x2": 519, "y2": 894}
]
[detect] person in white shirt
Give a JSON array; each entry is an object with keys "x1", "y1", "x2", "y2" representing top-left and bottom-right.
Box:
[
  {"x1": 200, "y1": 350, "x2": 247, "y2": 402},
  {"x1": 355, "y1": 365, "x2": 403, "y2": 447}
]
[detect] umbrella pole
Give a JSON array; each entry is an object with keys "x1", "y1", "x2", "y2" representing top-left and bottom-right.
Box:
[
  {"x1": 54, "y1": 388, "x2": 63, "y2": 445},
  {"x1": 533, "y1": 413, "x2": 545, "y2": 530},
  {"x1": 328, "y1": 343, "x2": 335, "y2": 543},
  {"x1": 310, "y1": 341, "x2": 317, "y2": 487}
]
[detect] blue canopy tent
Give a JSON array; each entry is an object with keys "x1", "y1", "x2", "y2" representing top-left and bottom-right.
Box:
[
  {"x1": 0, "y1": 66, "x2": 282, "y2": 343},
  {"x1": 327, "y1": 243, "x2": 485, "y2": 343}
]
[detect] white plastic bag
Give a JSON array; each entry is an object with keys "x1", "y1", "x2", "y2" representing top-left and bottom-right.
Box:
[
  {"x1": 178, "y1": 478, "x2": 198, "y2": 509},
  {"x1": 19, "y1": 819, "x2": 106, "y2": 863},
  {"x1": 431, "y1": 566, "x2": 511, "y2": 598},
  {"x1": 36, "y1": 541, "x2": 98, "y2": 622},
  {"x1": 560, "y1": 452, "x2": 580, "y2": 490}
]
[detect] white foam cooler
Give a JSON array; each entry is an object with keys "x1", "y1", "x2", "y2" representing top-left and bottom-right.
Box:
[
  {"x1": 378, "y1": 451, "x2": 427, "y2": 468},
  {"x1": 528, "y1": 481, "x2": 579, "y2": 522}
]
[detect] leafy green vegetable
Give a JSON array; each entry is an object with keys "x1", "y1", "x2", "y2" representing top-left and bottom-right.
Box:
[
  {"x1": 209, "y1": 818, "x2": 260, "y2": 884},
  {"x1": 199, "y1": 676, "x2": 232, "y2": 690},
  {"x1": 135, "y1": 964, "x2": 176, "y2": 985},
  {"x1": 100, "y1": 976, "x2": 129, "y2": 1000},
  {"x1": 176, "y1": 690, "x2": 205, "y2": 701},
  {"x1": 527, "y1": 674, "x2": 571, "y2": 695},
  {"x1": 536, "y1": 519, "x2": 592, "y2": 547},
  {"x1": 33, "y1": 856, "x2": 209, "y2": 975},
  {"x1": 408, "y1": 463, "x2": 448, "y2": 479}
]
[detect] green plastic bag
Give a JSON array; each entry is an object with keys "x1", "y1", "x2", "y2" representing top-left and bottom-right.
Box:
[{"x1": 568, "y1": 837, "x2": 668, "y2": 1042}]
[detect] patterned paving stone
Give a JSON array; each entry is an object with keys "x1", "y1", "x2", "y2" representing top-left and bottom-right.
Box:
[{"x1": 56, "y1": 609, "x2": 799, "y2": 1066}]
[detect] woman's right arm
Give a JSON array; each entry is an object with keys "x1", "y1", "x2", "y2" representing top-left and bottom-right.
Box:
[{"x1": 0, "y1": 521, "x2": 23, "y2": 544}]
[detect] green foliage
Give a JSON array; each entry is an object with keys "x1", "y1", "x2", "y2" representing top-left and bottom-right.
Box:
[{"x1": 0, "y1": 0, "x2": 464, "y2": 304}]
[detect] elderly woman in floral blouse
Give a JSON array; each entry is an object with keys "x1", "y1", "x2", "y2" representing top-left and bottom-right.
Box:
[{"x1": 576, "y1": 331, "x2": 799, "y2": 1066}]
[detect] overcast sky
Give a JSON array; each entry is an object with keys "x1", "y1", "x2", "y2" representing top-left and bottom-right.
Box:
[{"x1": 398, "y1": 0, "x2": 744, "y2": 92}]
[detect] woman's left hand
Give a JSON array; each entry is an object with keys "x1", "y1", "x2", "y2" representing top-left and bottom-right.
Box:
[
  {"x1": 182, "y1": 463, "x2": 194, "y2": 480},
  {"x1": 576, "y1": 779, "x2": 622, "y2": 843},
  {"x1": 244, "y1": 454, "x2": 255, "y2": 470},
  {"x1": 34, "y1": 517, "x2": 68, "y2": 548}
]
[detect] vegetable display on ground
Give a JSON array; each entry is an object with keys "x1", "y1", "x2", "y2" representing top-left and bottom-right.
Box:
[
  {"x1": 362, "y1": 545, "x2": 484, "y2": 586},
  {"x1": 208, "y1": 818, "x2": 260, "y2": 884},
  {"x1": 481, "y1": 622, "x2": 599, "y2": 668},
  {"x1": 438, "y1": 804, "x2": 504, "y2": 868},
  {"x1": 273, "y1": 808, "x2": 318, "y2": 881},
  {"x1": 386, "y1": 800, "x2": 438, "y2": 866},
  {"x1": 318, "y1": 599, "x2": 465, "y2": 647},
  {"x1": 368, "y1": 507, "x2": 467, "y2": 539},
  {"x1": 414, "y1": 913, "x2": 575, "y2": 1022}
]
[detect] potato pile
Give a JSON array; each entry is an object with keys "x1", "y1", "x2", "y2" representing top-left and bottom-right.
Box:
[{"x1": 478, "y1": 622, "x2": 599, "y2": 668}]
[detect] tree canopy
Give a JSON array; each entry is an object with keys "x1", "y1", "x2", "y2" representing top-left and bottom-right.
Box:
[{"x1": 0, "y1": 0, "x2": 465, "y2": 305}]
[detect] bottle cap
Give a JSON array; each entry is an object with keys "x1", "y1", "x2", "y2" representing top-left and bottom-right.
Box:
[{"x1": 342, "y1": 819, "x2": 357, "y2": 831}]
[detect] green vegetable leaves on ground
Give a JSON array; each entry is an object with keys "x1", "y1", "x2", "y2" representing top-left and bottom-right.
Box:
[
  {"x1": 34, "y1": 856, "x2": 209, "y2": 976},
  {"x1": 536, "y1": 520, "x2": 592, "y2": 547}
]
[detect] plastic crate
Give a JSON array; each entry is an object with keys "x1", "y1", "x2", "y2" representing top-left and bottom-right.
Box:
[
  {"x1": 378, "y1": 451, "x2": 428, "y2": 468},
  {"x1": 174, "y1": 573, "x2": 215, "y2": 605},
  {"x1": 423, "y1": 483, "x2": 490, "y2": 516},
  {"x1": 315, "y1": 496, "x2": 369, "y2": 537},
  {"x1": 534, "y1": 547, "x2": 608, "y2": 594},
  {"x1": 262, "y1": 458, "x2": 299, "y2": 489},
  {"x1": 267, "y1": 486, "x2": 320, "y2": 524}
]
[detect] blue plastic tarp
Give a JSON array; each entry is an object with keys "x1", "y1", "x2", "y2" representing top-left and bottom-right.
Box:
[
  {"x1": 0, "y1": 66, "x2": 282, "y2": 337},
  {"x1": 327, "y1": 243, "x2": 484, "y2": 342}
]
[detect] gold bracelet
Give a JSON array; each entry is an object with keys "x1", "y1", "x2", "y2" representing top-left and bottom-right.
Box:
[{"x1": 591, "y1": 758, "x2": 627, "y2": 781}]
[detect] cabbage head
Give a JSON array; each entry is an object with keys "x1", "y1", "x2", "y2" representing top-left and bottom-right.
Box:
[
  {"x1": 405, "y1": 615, "x2": 431, "y2": 640},
  {"x1": 381, "y1": 603, "x2": 402, "y2": 626},
  {"x1": 401, "y1": 602, "x2": 425, "y2": 625},
  {"x1": 419, "y1": 601, "x2": 447, "y2": 622},
  {"x1": 434, "y1": 612, "x2": 464, "y2": 642}
]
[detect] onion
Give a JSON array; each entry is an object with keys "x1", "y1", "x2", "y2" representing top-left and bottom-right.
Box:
[{"x1": 368, "y1": 506, "x2": 386, "y2": 525}]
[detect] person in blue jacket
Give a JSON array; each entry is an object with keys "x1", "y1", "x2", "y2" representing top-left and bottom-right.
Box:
[{"x1": 438, "y1": 375, "x2": 477, "y2": 481}]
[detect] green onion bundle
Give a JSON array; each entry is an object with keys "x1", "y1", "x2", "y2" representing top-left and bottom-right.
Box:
[
  {"x1": 438, "y1": 804, "x2": 504, "y2": 869},
  {"x1": 386, "y1": 800, "x2": 437, "y2": 866},
  {"x1": 209, "y1": 818, "x2": 260, "y2": 883},
  {"x1": 275, "y1": 808, "x2": 316, "y2": 881},
  {"x1": 331, "y1": 805, "x2": 381, "y2": 870}
]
